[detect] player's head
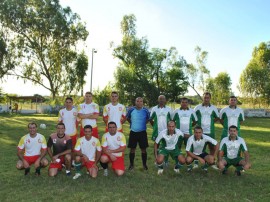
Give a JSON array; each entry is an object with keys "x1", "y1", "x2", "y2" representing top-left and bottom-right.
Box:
[
  {"x1": 65, "y1": 97, "x2": 73, "y2": 108},
  {"x1": 167, "y1": 120, "x2": 176, "y2": 134},
  {"x1": 229, "y1": 125, "x2": 238, "y2": 138},
  {"x1": 180, "y1": 97, "x2": 189, "y2": 109},
  {"x1": 28, "y1": 122, "x2": 37, "y2": 135},
  {"x1": 108, "y1": 121, "x2": 117, "y2": 135},
  {"x1": 85, "y1": 92, "x2": 93, "y2": 103},
  {"x1": 111, "y1": 91, "x2": 119, "y2": 103},
  {"x1": 203, "y1": 92, "x2": 211, "y2": 105},
  {"x1": 158, "y1": 95, "x2": 166, "y2": 106},
  {"x1": 135, "y1": 97, "x2": 144, "y2": 109},
  {"x1": 56, "y1": 122, "x2": 65, "y2": 135},
  {"x1": 84, "y1": 125, "x2": 93, "y2": 138},
  {"x1": 194, "y1": 125, "x2": 203, "y2": 139},
  {"x1": 229, "y1": 96, "x2": 237, "y2": 107}
]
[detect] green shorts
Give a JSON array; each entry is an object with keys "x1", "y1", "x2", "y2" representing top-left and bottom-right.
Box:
[
  {"x1": 224, "y1": 157, "x2": 243, "y2": 166},
  {"x1": 158, "y1": 147, "x2": 182, "y2": 159}
]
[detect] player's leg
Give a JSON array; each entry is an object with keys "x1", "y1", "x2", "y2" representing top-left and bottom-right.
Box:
[
  {"x1": 88, "y1": 162, "x2": 98, "y2": 178},
  {"x1": 239, "y1": 159, "x2": 251, "y2": 171},
  {"x1": 100, "y1": 154, "x2": 110, "y2": 176},
  {"x1": 174, "y1": 151, "x2": 185, "y2": 173},
  {"x1": 218, "y1": 158, "x2": 228, "y2": 174},
  {"x1": 128, "y1": 131, "x2": 137, "y2": 170},
  {"x1": 139, "y1": 131, "x2": 149, "y2": 170},
  {"x1": 156, "y1": 153, "x2": 165, "y2": 175},
  {"x1": 48, "y1": 167, "x2": 58, "y2": 177},
  {"x1": 16, "y1": 160, "x2": 24, "y2": 170},
  {"x1": 73, "y1": 155, "x2": 82, "y2": 179},
  {"x1": 34, "y1": 156, "x2": 48, "y2": 176},
  {"x1": 186, "y1": 156, "x2": 194, "y2": 172},
  {"x1": 112, "y1": 157, "x2": 125, "y2": 176},
  {"x1": 64, "y1": 154, "x2": 72, "y2": 175}
]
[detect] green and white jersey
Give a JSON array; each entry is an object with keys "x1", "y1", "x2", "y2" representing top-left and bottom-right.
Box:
[
  {"x1": 155, "y1": 129, "x2": 184, "y2": 150},
  {"x1": 173, "y1": 108, "x2": 197, "y2": 135},
  {"x1": 194, "y1": 104, "x2": 219, "y2": 135},
  {"x1": 220, "y1": 106, "x2": 245, "y2": 137},
  {"x1": 219, "y1": 136, "x2": 248, "y2": 159},
  {"x1": 150, "y1": 105, "x2": 172, "y2": 140},
  {"x1": 186, "y1": 134, "x2": 217, "y2": 155}
]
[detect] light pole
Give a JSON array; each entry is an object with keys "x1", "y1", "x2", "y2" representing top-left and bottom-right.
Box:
[{"x1": 90, "y1": 48, "x2": 97, "y2": 92}]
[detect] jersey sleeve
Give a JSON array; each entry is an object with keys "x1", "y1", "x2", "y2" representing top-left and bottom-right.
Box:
[
  {"x1": 103, "y1": 105, "x2": 108, "y2": 117},
  {"x1": 155, "y1": 131, "x2": 164, "y2": 144},
  {"x1": 17, "y1": 136, "x2": 26, "y2": 150},
  {"x1": 58, "y1": 110, "x2": 62, "y2": 122},
  {"x1": 150, "y1": 107, "x2": 155, "y2": 119},
  {"x1": 120, "y1": 133, "x2": 126, "y2": 147},
  {"x1": 78, "y1": 104, "x2": 83, "y2": 114},
  {"x1": 213, "y1": 106, "x2": 219, "y2": 118},
  {"x1": 185, "y1": 137, "x2": 193, "y2": 152},
  {"x1": 219, "y1": 138, "x2": 226, "y2": 151},
  {"x1": 204, "y1": 135, "x2": 217, "y2": 146},
  {"x1": 94, "y1": 104, "x2": 99, "y2": 114},
  {"x1": 240, "y1": 138, "x2": 248, "y2": 151},
  {"x1": 74, "y1": 138, "x2": 81, "y2": 151},
  {"x1": 239, "y1": 109, "x2": 245, "y2": 121},
  {"x1": 192, "y1": 109, "x2": 198, "y2": 122},
  {"x1": 219, "y1": 108, "x2": 225, "y2": 119},
  {"x1": 173, "y1": 111, "x2": 180, "y2": 129},
  {"x1": 41, "y1": 135, "x2": 47, "y2": 149},
  {"x1": 101, "y1": 134, "x2": 108, "y2": 148},
  {"x1": 96, "y1": 139, "x2": 102, "y2": 151},
  {"x1": 47, "y1": 136, "x2": 53, "y2": 148},
  {"x1": 126, "y1": 107, "x2": 134, "y2": 120}
]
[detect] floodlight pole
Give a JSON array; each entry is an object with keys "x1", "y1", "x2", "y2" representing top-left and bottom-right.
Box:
[{"x1": 90, "y1": 48, "x2": 97, "y2": 92}]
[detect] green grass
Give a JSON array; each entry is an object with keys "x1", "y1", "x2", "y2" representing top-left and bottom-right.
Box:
[{"x1": 0, "y1": 114, "x2": 270, "y2": 202}]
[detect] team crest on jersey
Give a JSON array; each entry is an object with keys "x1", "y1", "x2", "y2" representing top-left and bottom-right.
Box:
[
  {"x1": 119, "y1": 107, "x2": 122, "y2": 111},
  {"x1": 53, "y1": 139, "x2": 57, "y2": 143},
  {"x1": 27, "y1": 139, "x2": 30, "y2": 144},
  {"x1": 117, "y1": 136, "x2": 121, "y2": 141},
  {"x1": 38, "y1": 139, "x2": 42, "y2": 143},
  {"x1": 92, "y1": 142, "x2": 96, "y2": 146}
]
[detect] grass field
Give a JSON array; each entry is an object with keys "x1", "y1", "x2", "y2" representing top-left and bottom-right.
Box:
[{"x1": 0, "y1": 114, "x2": 269, "y2": 202}]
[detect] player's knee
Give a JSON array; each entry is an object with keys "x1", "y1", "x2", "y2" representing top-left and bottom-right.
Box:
[
  {"x1": 100, "y1": 155, "x2": 109, "y2": 163},
  {"x1": 41, "y1": 158, "x2": 49, "y2": 167},
  {"x1": 48, "y1": 171, "x2": 56, "y2": 177},
  {"x1": 179, "y1": 156, "x2": 186, "y2": 164},
  {"x1": 116, "y1": 170, "x2": 124, "y2": 176},
  {"x1": 186, "y1": 157, "x2": 193, "y2": 164},
  {"x1": 207, "y1": 156, "x2": 215, "y2": 164}
]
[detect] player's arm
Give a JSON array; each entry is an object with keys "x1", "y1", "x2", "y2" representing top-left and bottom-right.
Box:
[
  {"x1": 120, "y1": 115, "x2": 127, "y2": 124},
  {"x1": 218, "y1": 150, "x2": 224, "y2": 163},
  {"x1": 103, "y1": 116, "x2": 108, "y2": 125},
  {"x1": 17, "y1": 149, "x2": 25, "y2": 161},
  {"x1": 107, "y1": 146, "x2": 126, "y2": 154},
  {"x1": 154, "y1": 142, "x2": 159, "y2": 160},
  {"x1": 95, "y1": 150, "x2": 102, "y2": 165},
  {"x1": 78, "y1": 113, "x2": 99, "y2": 119}
]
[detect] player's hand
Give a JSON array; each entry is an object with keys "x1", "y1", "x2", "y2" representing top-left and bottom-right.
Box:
[
  {"x1": 198, "y1": 157, "x2": 205, "y2": 165},
  {"x1": 23, "y1": 159, "x2": 29, "y2": 168},
  {"x1": 110, "y1": 154, "x2": 117, "y2": 162},
  {"x1": 52, "y1": 155, "x2": 58, "y2": 163}
]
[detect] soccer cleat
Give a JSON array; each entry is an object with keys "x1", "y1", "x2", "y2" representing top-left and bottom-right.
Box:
[
  {"x1": 193, "y1": 164, "x2": 199, "y2": 169},
  {"x1": 157, "y1": 169, "x2": 164, "y2": 175},
  {"x1": 202, "y1": 167, "x2": 208, "y2": 173},
  {"x1": 143, "y1": 165, "x2": 148, "y2": 170},
  {"x1": 128, "y1": 165, "x2": 134, "y2": 171},
  {"x1": 187, "y1": 167, "x2": 193, "y2": 172},
  {"x1": 103, "y1": 169, "x2": 108, "y2": 176},
  {"x1": 235, "y1": 170, "x2": 241, "y2": 176},
  {"x1": 211, "y1": 164, "x2": 219, "y2": 170},
  {"x1": 73, "y1": 173, "x2": 82, "y2": 180},
  {"x1": 35, "y1": 169, "x2": 41, "y2": 176},
  {"x1": 24, "y1": 168, "x2": 30, "y2": 175},
  {"x1": 66, "y1": 171, "x2": 71, "y2": 176},
  {"x1": 174, "y1": 168, "x2": 180, "y2": 173}
]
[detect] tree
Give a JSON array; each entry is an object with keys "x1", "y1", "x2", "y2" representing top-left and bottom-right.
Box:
[
  {"x1": 0, "y1": 0, "x2": 89, "y2": 98},
  {"x1": 206, "y1": 72, "x2": 232, "y2": 105},
  {"x1": 239, "y1": 42, "x2": 270, "y2": 106},
  {"x1": 185, "y1": 46, "x2": 210, "y2": 100},
  {"x1": 112, "y1": 14, "x2": 188, "y2": 106}
]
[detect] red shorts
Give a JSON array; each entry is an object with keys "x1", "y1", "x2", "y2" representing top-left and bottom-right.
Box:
[
  {"x1": 24, "y1": 155, "x2": 40, "y2": 165},
  {"x1": 69, "y1": 135, "x2": 77, "y2": 149},
  {"x1": 49, "y1": 156, "x2": 65, "y2": 170},
  {"x1": 102, "y1": 154, "x2": 125, "y2": 171},
  {"x1": 82, "y1": 159, "x2": 95, "y2": 169},
  {"x1": 80, "y1": 126, "x2": 99, "y2": 138}
]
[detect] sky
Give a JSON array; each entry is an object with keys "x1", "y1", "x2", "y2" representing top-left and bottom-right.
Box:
[{"x1": 1, "y1": 0, "x2": 270, "y2": 96}]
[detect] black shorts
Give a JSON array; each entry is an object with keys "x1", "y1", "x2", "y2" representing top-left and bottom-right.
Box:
[
  {"x1": 196, "y1": 152, "x2": 209, "y2": 159},
  {"x1": 128, "y1": 130, "x2": 149, "y2": 149}
]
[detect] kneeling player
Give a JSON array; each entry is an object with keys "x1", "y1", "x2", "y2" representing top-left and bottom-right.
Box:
[
  {"x1": 100, "y1": 121, "x2": 126, "y2": 176},
  {"x1": 154, "y1": 121, "x2": 186, "y2": 175},
  {"x1": 47, "y1": 123, "x2": 72, "y2": 177},
  {"x1": 16, "y1": 122, "x2": 48, "y2": 176},
  {"x1": 186, "y1": 126, "x2": 218, "y2": 172},
  {"x1": 218, "y1": 125, "x2": 251, "y2": 176},
  {"x1": 73, "y1": 125, "x2": 102, "y2": 179}
]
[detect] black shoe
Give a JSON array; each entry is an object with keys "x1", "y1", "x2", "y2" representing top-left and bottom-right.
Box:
[
  {"x1": 24, "y1": 168, "x2": 30, "y2": 175},
  {"x1": 235, "y1": 170, "x2": 241, "y2": 176},
  {"x1": 128, "y1": 165, "x2": 134, "y2": 171},
  {"x1": 35, "y1": 169, "x2": 41, "y2": 176},
  {"x1": 143, "y1": 165, "x2": 148, "y2": 170}
]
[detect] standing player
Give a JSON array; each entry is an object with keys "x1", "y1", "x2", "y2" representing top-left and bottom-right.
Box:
[
  {"x1": 16, "y1": 122, "x2": 48, "y2": 176},
  {"x1": 127, "y1": 97, "x2": 150, "y2": 170},
  {"x1": 220, "y1": 96, "x2": 245, "y2": 140},
  {"x1": 47, "y1": 123, "x2": 72, "y2": 177},
  {"x1": 194, "y1": 92, "x2": 219, "y2": 169},
  {"x1": 185, "y1": 126, "x2": 218, "y2": 172},
  {"x1": 218, "y1": 125, "x2": 251, "y2": 176},
  {"x1": 78, "y1": 92, "x2": 99, "y2": 138},
  {"x1": 58, "y1": 97, "x2": 78, "y2": 164},
  {"x1": 100, "y1": 121, "x2": 126, "y2": 176},
  {"x1": 73, "y1": 125, "x2": 102, "y2": 179},
  {"x1": 173, "y1": 97, "x2": 197, "y2": 146},
  {"x1": 103, "y1": 91, "x2": 126, "y2": 132},
  {"x1": 154, "y1": 121, "x2": 185, "y2": 175}
]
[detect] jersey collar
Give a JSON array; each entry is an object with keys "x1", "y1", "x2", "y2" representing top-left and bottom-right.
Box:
[
  {"x1": 202, "y1": 103, "x2": 211, "y2": 107},
  {"x1": 180, "y1": 107, "x2": 189, "y2": 110}
]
